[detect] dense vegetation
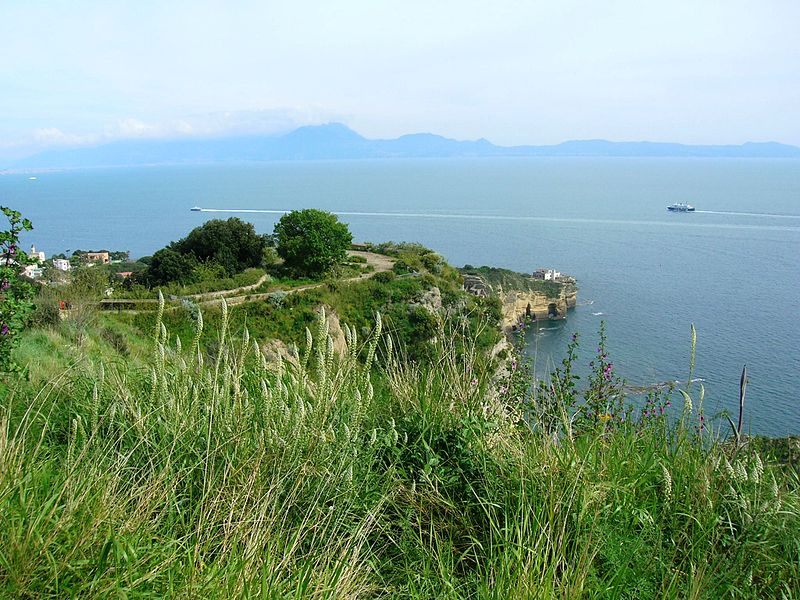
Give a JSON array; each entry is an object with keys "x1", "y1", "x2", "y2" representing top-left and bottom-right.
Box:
[
  {"x1": 4, "y1": 300, "x2": 799, "y2": 598},
  {"x1": 138, "y1": 218, "x2": 270, "y2": 286},
  {"x1": 2, "y1": 213, "x2": 798, "y2": 597}
]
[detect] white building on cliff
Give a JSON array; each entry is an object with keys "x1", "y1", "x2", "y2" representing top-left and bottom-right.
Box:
[{"x1": 532, "y1": 268, "x2": 561, "y2": 281}]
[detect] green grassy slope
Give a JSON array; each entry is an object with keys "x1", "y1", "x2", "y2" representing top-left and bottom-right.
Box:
[{"x1": 1, "y1": 246, "x2": 797, "y2": 598}]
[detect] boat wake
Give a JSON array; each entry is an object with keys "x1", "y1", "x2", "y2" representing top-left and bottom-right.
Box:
[
  {"x1": 591, "y1": 311, "x2": 604, "y2": 316},
  {"x1": 695, "y1": 210, "x2": 800, "y2": 219},
  {"x1": 192, "y1": 207, "x2": 800, "y2": 231}
]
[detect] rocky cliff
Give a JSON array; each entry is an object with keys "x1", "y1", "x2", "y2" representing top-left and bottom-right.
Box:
[
  {"x1": 461, "y1": 267, "x2": 577, "y2": 334},
  {"x1": 497, "y1": 282, "x2": 577, "y2": 332}
]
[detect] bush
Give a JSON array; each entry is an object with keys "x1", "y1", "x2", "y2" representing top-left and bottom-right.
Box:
[
  {"x1": 393, "y1": 260, "x2": 413, "y2": 275},
  {"x1": 372, "y1": 271, "x2": 396, "y2": 284},
  {"x1": 0, "y1": 206, "x2": 35, "y2": 373},
  {"x1": 30, "y1": 300, "x2": 61, "y2": 328},
  {"x1": 100, "y1": 327, "x2": 129, "y2": 356}
]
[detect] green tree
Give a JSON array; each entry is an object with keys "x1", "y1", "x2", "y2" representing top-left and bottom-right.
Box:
[
  {"x1": 141, "y1": 248, "x2": 199, "y2": 287},
  {"x1": 172, "y1": 218, "x2": 268, "y2": 276},
  {"x1": 274, "y1": 209, "x2": 352, "y2": 278},
  {"x1": 0, "y1": 207, "x2": 35, "y2": 373}
]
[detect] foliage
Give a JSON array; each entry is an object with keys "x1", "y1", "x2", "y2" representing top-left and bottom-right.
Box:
[
  {"x1": 274, "y1": 209, "x2": 353, "y2": 278},
  {"x1": 0, "y1": 206, "x2": 36, "y2": 373},
  {"x1": 138, "y1": 247, "x2": 200, "y2": 287},
  {"x1": 109, "y1": 260, "x2": 148, "y2": 274},
  {"x1": 261, "y1": 245, "x2": 280, "y2": 268},
  {"x1": 4, "y1": 305, "x2": 799, "y2": 597},
  {"x1": 138, "y1": 218, "x2": 269, "y2": 287}
]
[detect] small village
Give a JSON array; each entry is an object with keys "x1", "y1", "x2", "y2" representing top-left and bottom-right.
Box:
[{"x1": 20, "y1": 245, "x2": 134, "y2": 282}]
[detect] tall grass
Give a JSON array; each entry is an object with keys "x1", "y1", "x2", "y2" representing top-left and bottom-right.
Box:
[{"x1": 1, "y1": 302, "x2": 798, "y2": 598}]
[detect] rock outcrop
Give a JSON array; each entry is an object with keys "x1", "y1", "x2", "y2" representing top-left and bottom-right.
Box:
[
  {"x1": 461, "y1": 269, "x2": 577, "y2": 335},
  {"x1": 324, "y1": 307, "x2": 349, "y2": 356},
  {"x1": 497, "y1": 282, "x2": 577, "y2": 332},
  {"x1": 411, "y1": 286, "x2": 443, "y2": 314}
]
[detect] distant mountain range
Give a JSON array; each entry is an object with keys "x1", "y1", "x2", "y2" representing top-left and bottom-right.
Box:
[{"x1": 7, "y1": 123, "x2": 800, "y2": 169}]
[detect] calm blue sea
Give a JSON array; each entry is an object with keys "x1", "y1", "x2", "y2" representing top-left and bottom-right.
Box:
[{"x1": 2, "y1": 158, "x2": 799, "y2": 436}]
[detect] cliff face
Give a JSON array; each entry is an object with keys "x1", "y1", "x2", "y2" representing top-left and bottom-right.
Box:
[
  {"x1": 461, "y1": 268, "x2": 577, "y2": 332},
  {"x1": 497, "y1": 281, "x2": 577, "y2": 332}
]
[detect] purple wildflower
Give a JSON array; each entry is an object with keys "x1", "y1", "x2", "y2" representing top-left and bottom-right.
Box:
[
  {"x1": 1, "y1": 324, "x2": 8, "y2": 335},
  {"x1": 603, "y1": 362, "x2": 614, "y2": 381}
]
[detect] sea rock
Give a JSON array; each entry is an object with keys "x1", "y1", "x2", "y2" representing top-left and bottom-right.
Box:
[{"x1": 498, "y1": 283, "x2": 577, "y2": 332}]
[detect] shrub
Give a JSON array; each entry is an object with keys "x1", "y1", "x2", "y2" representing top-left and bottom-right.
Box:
[
  {"x1": 372, "y1": 271, "x2": 396, "y2": 284},
  {"x1": 30, "y1": 300, "x2": 61, "y2": 328},
  {"x1": 0, "y1": 206, "x2": 35, "y2": 374}
]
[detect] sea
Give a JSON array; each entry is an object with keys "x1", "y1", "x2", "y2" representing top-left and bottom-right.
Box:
[{"x1": 2, "y1": 157, "x2": 799, "y2": 436}]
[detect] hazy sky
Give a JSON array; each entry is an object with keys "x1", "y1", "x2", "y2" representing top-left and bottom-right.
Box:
[{"x1": 2, "y1": 0, "x2": 799, "y2": 158}]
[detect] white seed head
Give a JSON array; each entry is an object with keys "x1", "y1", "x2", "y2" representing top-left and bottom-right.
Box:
[
  {"x1": 735, "y1": 461, "x2": 748, "y2": 483},
  {"x1": 661, "y1": 464, "x2": 673, "y2": 502}
]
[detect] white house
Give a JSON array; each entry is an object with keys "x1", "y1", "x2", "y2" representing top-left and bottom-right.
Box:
[
  {"x1": 23, "y1": 264, "x2": 44, "y2": 279},
  {"x1": 533, "y1": 268, "x2": 561, "y2": 281},
  {"x1": 53, "y1": 258, "x2": 72, "y2": 271}
]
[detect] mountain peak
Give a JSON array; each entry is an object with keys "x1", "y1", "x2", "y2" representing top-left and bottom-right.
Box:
[{"x1": 284, "y1": 122, "x2": 363, "y2": 141}]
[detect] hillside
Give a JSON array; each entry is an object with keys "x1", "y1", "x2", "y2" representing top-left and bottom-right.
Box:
[{"x1": 2, "y1": 241, "x2": 799, "y2": 597}]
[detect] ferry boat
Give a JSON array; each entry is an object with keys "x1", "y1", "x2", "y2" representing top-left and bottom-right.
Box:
[
  {"x1": 667, "y1": 203, "x2": 695, "y2": 212},
  {"x1": 190, "y1": 206, "x2": 202, "y2": 212}
]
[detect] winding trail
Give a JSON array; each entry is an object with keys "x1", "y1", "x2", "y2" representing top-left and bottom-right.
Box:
[
  {"x1": 100, "y1": 251, "x2": 395, "y2": 312},
  {"x1": 200, "y1": 251, "x2": 395, "y2": 307}
]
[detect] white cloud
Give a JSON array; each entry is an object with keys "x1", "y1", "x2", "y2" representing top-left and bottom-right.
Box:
[
  {"x1": 1, "y1": 107, "x2": 344, "y2": 160},
  {"x1": 32, "y1": 127, "x2": 100, "y2": 146},
  {"x1": 112, "y1": 118, "x2": 160, "y2": 138}
]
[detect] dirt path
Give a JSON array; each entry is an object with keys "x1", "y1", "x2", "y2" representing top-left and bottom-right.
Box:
[
  {"x1": 187, "y1": 273, "x2": 272, "y2": 301},
  {"x1": 100, "y1": 251, "x2": 396, "y2": 313},
  {"x1": 201, "y1": 251, "x2": 395, "y2": 307}
]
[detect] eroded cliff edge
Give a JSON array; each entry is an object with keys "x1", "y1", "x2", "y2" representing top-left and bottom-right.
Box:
[{"x1": 461, "y1": 266, "x2": 577, "y2": 335}]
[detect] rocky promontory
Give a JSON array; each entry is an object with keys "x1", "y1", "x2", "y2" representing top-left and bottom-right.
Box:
[{"x1": 461, "y1": 266, "x2": 577, "y2": 334}]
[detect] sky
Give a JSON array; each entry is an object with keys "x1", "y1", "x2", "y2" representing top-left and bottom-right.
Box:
[{"x1": 1, "y1": 0, "x2": 799, "y2": 158}]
